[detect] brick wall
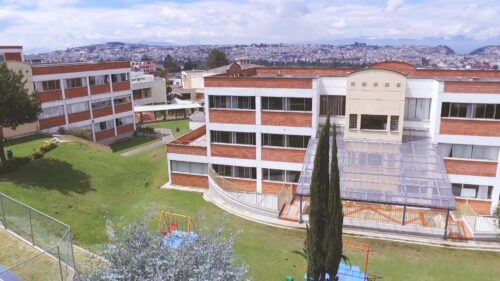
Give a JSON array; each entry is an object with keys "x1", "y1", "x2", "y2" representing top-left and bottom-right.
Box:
[
  {"x1": 32, "y1": 62, "x2": 130, "y2": 75},
  {"x1": 209, "y1": 109, "x2": 255, "y2": 124},
  {"x1": 255, "y1": 67, "x2": 354, "y2": 76},
  {"x1": 67, "y1": 111, "x2": 91, "y2": 124},
  {"x1": 5, "y1": 52, "x2": 22, "y2": 61},
  {"x1": 211, "y1": 144, "x2": 256, "y2": 159},
  {"x1": 205, "y1": 77, "x2": 312, "y2": 89},
  {"x1": 92, "y1": 107, "x2": 113, "y2": 118},
  {"x1": 444, "y1": 81, "x2": 500, "y2": 94},
  {"x1": 171, "y1": 173, "x2": 208, "y2": 188},
  {"x1": 65, "y1": 87, "x2": 88, "y2": 99},
  {"x1": 39, "y1": 116, "x2": 66, "y2": 130},
  {"x1": 167, "y1": 145, "x2": 207, "y2": 156},
  {"x1": 225, "y1": 178, "x2": 256, "y2": 192},
  {"x1": 116, "y1": 124, "x2": 134, "y2": 135},
  {"x1": 175, "y1": 126, "x2": 206, "y2": 143},
  {"x1": 261, "y1": 147, "x2": 306, "y2": 163},
  {"x1": 95, "y1": 128, "x2": 115, "y2": 141},
  {"x1": 38, "y1": 90, "x2": 62, "y2": 102},
  {"x1": 444, "y1": 159, "x2": 497, "y2": 177},
  {"x1": 115, "y1": 102, "x2": 133, "y2": 114},
  {"x1": 262, "y1": 182, "x2": 298, "y2": 195},
  {"x1": 440, "y1": 119, "x2": 500, "y2": 137},
  {"x1": 261, "y1": 111, "x2": 312, "y2": 127},
  {"x1": 456, "y1": 198, "x2": 492, "y2": 216},
  {"x1": 113, "y1": 81, "x2": 131, "y2": 91},
  {"x1": 90, "y1": 84, "x2": 111, "y2": 95}
]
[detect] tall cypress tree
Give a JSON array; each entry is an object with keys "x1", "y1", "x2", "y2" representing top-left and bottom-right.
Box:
[
  {"x1": 324, "y1": 123, "x2": 344, "y2": 280},
  {"x1": 305, "y1": 119, "x2": 330, "y2": 280}
]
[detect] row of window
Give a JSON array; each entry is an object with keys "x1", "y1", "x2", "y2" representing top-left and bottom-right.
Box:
[
  {"x1": 441, "y1": 103, "x2": 500, "y2": 120},
  {"x1": 210, "y1": 131, "x2": 310, "y2": 149},
  {"x1": 452, "y1": 183, "x2": 493, "y2": 200},
  {"x1": 350, "y1": 81, "x2": 402, "y2": 88},
  {"x1": 34, "y1": 73, "x2": 129, "y2": 93},
  {"x1": 319, "y1": 96, "x2": 345, "y2": 116},
  {"x1": 40, "y1": 95, "x2": 132, "y2": 118},
  {"x1": 208, "y1": 96, "x2": 312, "y2": 112},
  {"x1": 94, "y1": 115, "x2": 134, "y2": 132},
  {"x1": 349, "y1": 114, "x2": 399, "y2": 131},
  {"x1": 171, "y1": 161, "x2": 302, "y2": 184},
  {"x1": 438, "y1": 144, "x2": 499, "y2": 161}
]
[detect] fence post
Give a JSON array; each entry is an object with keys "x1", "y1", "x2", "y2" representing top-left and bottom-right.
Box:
[
  {"x1": 443, "y1": 210, "x2": 450, "y2": 239},
  {"x1": 402, "y1": 205, "x2": 407, "y2": 226},
  {"x1": 0, "y1": 194, "x2": 7, "y2": 229},
  {"x1": 28, "y1": 208, "x2": 35, "y2": 246},
  {"x1": 57, "y1": 246, "x2": 64, "y2": 281}
]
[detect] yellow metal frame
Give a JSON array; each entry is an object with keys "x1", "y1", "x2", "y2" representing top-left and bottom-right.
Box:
[{"x1": 158, "y1": 211, "x2": 194, "y2": 234}]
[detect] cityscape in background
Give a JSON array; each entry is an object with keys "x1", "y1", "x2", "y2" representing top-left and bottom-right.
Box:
[{"x1": 32, "y1": 42, "x2": 500, "y2": 70}]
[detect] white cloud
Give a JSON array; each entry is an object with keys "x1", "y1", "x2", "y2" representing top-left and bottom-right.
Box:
[{"x1": 0, "y1": 0, "x2": 498, "y2": 51}]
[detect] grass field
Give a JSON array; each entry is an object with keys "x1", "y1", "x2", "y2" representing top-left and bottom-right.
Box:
[
  {"x1": 143, "y1": 119, "x2": 190, "y2": 137},
  {"x1": 0, "y1": 136, "x2": 499, "y2": 281},
  {"x1": 109, "y1": 136, "x2": 158, "y2": 153}
]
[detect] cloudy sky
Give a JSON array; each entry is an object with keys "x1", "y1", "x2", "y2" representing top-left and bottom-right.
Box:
[{"x1": 0, "y1": 0, "x2": 498, "y2": 53}]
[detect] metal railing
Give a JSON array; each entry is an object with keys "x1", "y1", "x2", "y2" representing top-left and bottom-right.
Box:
[{"x1": 0, "y1": 192, "x2": 75, "y2": 281}]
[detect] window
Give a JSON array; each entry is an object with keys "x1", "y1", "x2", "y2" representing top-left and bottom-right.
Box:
[
  {"x1": 385, "y1": 82, "x2": 390, "y2": 87},
  {"x1": 209, "y1": 96, "x2": 255, "y2": 110},
  {"x1": 350, "y1": 82, "x2": 355, "y2": 86},
  {"x1": 64, "y1": 78, "x2": 85, "y2": 89},
  {"x1": 210, "y1": 131, "x2": 256, "y2": 145},
  {"x1": 0, "y1": 55, "x2": 5, "y2": 63},
  {"x1": 94, "y1": 119, "x2": 114, "y2": 132},
  {"x1": 441, "y1": 103, "x2": 500, "y2": 120},
  {"x1": 171, "y1": 161, "x2": 207, "y2": 175},
  {"x1": 212, "y1": 164, "x2": 256, "y2": 179},
  {"x1": 373, "y1": 82, "x2": 378, "y2": 87},
  {"x1": 261, "y1": 97, "x2": 312, "y2": 112},
  {"x1": 40, "y1": 105, "x2": 64, "y2": 119},
  {"x1": 451, "y1": 183, "x2": 493, "y2": 199},
  {"x1": 114, "y1": 95, "x2": 131, "y2": 105},
  {"x1": 320, "y1": 96, "x2": 345, "y2": 116},
  {"x1": 111, "y1": 73, "x2": 128, "y2": 83},
  {"x1": 89, "y1": 75, "x2": 109, "y2": 86},
  {"x1": 262, "y1": 134, "x2": 310, "y2": 148},
  {"x1": 362, "y1": 82, "x2": 367, "y2": 87},
  {"x1": 405, "y1": 98, "x2": 431, "y2": 121},
  {"x1": 390, "y1": 116, "x2": 399, "y2": 131},
  {"x1": 349, "y1": 114, "x2": 357, "y2": 129},
  {"x1": 91, "y1": 98, "x2": 112, "y2": 109},
  {"x1": 34, "y1": 80, "x2": 60, "y2": 92},
  {"x1": 438, "y1": 144, "x2": 499, "y2": 161},
  {"x1": 361, "y1": 115, "x2": 387, "y2": 130},
  {"x1": 396, "y1": 83, "x2": 401, "y2": 88},
  {"x1": 115, "y1": 115, "x2": 134, "y2": 127},
  {"x1": 67, "y1": 101, "x2": 89, "y2": 114},
  {"x1": 262, "y1": 169, "x2": 301, "y2": 183}
]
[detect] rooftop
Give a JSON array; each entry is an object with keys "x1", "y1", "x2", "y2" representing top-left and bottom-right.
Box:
[{"x1": 296, "y1": 129, "x2": 456, "y2": 210}]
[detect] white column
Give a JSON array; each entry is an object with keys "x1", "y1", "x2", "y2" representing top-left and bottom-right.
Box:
[
  {"x1": 429, "y1": 80, "x2": 442, "y2": 144},
  {"x1": 255, "y1": 94, "x2": 262, "y2": 193},
  {"x1": 111, "y1": 97, "x2": 117, "y2": 137},
  {"x1": 311, "y1": 79, "x2": 319, "y2": 137},
  {"x1": 491, "y1": 151, "x2": 500, "y2": 214},
  {"x1": 61, "y1": 79, "x2": 70, "y2": 130}
]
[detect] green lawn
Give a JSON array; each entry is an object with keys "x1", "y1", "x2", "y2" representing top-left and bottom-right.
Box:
[
  {"x1": 109, "y1": 136, "x2": 158, "y2": 153},
  {"x1": 3, "y1": 134, "x2": 51, "y2": 158},
  {"x1": 143, "y1": 119, "x2": 190, "y2": 137},
  {"x1": 0, "y1": 136, "x2": 499, "y2": 281}
]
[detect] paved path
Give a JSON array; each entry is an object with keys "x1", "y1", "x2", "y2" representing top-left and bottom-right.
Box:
[{"x1": 120, "y1": 140, "x2": 165, "y2": 157}]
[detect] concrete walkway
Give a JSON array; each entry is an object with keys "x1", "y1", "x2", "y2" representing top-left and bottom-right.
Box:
[{"x1": 120, "y1": 140, "x2": 165, "y2": 157}]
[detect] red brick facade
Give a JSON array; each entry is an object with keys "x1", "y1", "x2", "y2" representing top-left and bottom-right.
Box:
[
  {"x1": 90, "y1": 84, "x2": 111, "y2": 95},
  {"x1": 114, "y1": 102, "x2": 133, "y2": 114},
  {"x1": 39, "y1": 116, "x2": 66, "y2": 130},
  {"x1": 92, "y1": 107, "x2": 113, "y2": 118},
  {"x1": 167, "y1": 145, "x2": 207, "y2": 156},
  {"x1": 261, "y1": 111, "x2": 312, "y2": 127},
  {"x1": 456, "y1": 198, "x2": 492, "y2": 216},
  {"x1": 211, "y1": 144, "x2": 256, "y2": 159},
  {"x1": 5, "y1": 52, "x2": 22, "y2": 61},
  {"x1": 37, "y1": 90, "x2": 63, "y2": 102},
  {"x1": 444, "y1": 159, "x2": 497, "y2": 177},
  {"x1": 261, "y1": 147, "x2": 306, "y2": 163},
  {"x1": 95, "y1": 128, "x2": 115, "y2": 141},
  {"x1": 225, "y1": 178, "x2": 256, "y2": 192},
  {"x1": 116, "y1": 124, "x2": 134, "y2": 135},
  {"x1": 32, "y1": 62, "x2": 130, "y2": 75},
  {"x1": 171, "y1": 173, "x2": 208, "y2": 188},
  {"x1": 65, "y1": 87, "x2": 88, "y2": 99},
  {"x1": 262, "y1": 182, "x2": 298, "y2": 195},
  {"x1": 205, "y1": 77, "x2": 313, "y2": 89},
  {"x1": 444, "y1": 81, "x2": 500, "y2": 94},
  {"x1": 67, "y1": 111, "x2": 91, "y2": 124},
  {"x1": 440, "y1": 119, "x2": 500, "y2": 137},
  {"x1": 209, "y1": 109, "x2": 255, "y2": 124},
  {"x1": 112, "y1": 81, "x2": 131, "y2": 92}
]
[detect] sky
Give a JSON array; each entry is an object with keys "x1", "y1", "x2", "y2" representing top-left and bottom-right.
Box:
[{"x1": 0, "y1": 0, "x2": 498, "y2": 54}]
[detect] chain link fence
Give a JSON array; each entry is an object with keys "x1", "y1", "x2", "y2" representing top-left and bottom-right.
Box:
[{"x1": 0, "y1": 192, "x2": 76, "y2": 281}]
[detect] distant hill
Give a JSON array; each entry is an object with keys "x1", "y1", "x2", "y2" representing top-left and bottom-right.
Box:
[{"x1": 469, "y1": 45, "x2": 500, "y2": 55}]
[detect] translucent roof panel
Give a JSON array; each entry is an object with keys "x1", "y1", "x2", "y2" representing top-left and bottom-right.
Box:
[{"x1": 296, "y1": 129, "x2": 456, "y2": 210}]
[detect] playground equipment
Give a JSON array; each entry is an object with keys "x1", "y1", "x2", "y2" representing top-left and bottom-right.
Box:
[{"x1": 158, "y1": 211, "x2": 194, "y2": 235}]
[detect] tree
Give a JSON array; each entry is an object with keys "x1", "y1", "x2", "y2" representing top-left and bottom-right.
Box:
[
  {"x1": 305, "y1": 118, "x2": 330, "y2": 280},
  {"x1": 324, "y1": 122, "x2": 345, "y2": 280},
  {"x1": 183, "y1": 58, "x2": 197, "y2": 70},
  {"x1": 77, "y1": 217, "x2": 248, "y2": 281},
  {"x1": 206, "y1": 49, "x2": 229, "y2": 69},
  {"x1": 163, "y1": 55, "x2": 181, "y2": 73},
  {"x1": 494, "y1": 204, "x2": 500, "y2": 229},
  {"x1": 0, "y1": 63, "x2": 41, "y2": 166}
]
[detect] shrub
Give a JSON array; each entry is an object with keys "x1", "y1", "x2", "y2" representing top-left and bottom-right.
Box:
[
  {"x1": 67, "y1": 128, "x2": 93, "y2": 141},
  {"x1": 0, "y1": 157, "x2": 31, "y2": 174},
  {"x1": 32, "y1": 149, "x2": 45, "y2": 160},
  {"x1": 32, "y1": 141, "x2": 58, "y2": 160}
]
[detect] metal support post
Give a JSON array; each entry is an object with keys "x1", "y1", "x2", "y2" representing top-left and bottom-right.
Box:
[
  {"x1": 444, "y1": 209, "x2": 450, "y2": 239},
  {"x1": 299, "y1": 195, "x2": 303, "y2": 223},
  {"x1": 402, "y1": 205, "x2": 407, "y2": 225},
  {"x1": 28, "y1": 208, "x2": 35, "y2": 246}
]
